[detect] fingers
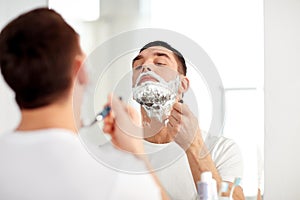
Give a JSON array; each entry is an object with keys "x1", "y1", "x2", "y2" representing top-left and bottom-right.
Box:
[
  {"x1": 168, "y1": 102, "x2": 194, "y2": 129},
  {"x1": 103, "y1": 126, "x2": 113, "y2": 134},
  {"x1": 167, "y1": 103, "x2": 183, "y2": 133},
  {"x1": 105, "y1": 93, "x2": 144, "y2": 154},
  {"x1": 102, "y1": 95, "x2": 114, "y2": 133},
  {"x1": 103, "y1": 112, "x2": 114, "y2": 133},
  {"x1": 103, "y1": 97, "x2": 127, "y2": 136},
  {"x1": 170, "y1": 108, "x2": 181, "y2": 122},
  {"x1": 127, "y1": 104, "x2": 141, "y2": 126},
  {"x1": 110, "y1": 93, "x2": 141, "y2": 129},
  {"x1": 172, "y1": 102, "x2": 183, "y2": 114},
  {"x1": 107, "y1": 93, "x2": 143, "y2": 138},
  {"x1": 169, "y1": 103, "x2": 184, "y2": 127},
  {"x1": 168, "y1": 114, "x2": 179, "y2": 126},
  {"x1": 172, "y1": 102, "x2": 192, "y2": 116},
  {"x1": 167, "y1": 115, "x2": 181, "y2": 135},
  {"x1": 101, "y1": 96, "x2": 115, "y2": 134},
  {"x1": 109, "y1": 94, "x2": 128, "y2": 120},
  {"x1": 103, "y1": 112, "x2": 114, "y2": 124}
]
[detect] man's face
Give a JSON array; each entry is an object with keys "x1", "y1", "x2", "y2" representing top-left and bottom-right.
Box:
[{"x1": 132, "y1": 46, "x2": 180, "y2": 86}]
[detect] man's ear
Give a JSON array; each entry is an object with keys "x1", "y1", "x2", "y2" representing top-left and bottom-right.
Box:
[
  {"x1": 180, "y1": 76, "x2": 189, "y2": 93},
  {"x1": 73, "y1": 54, "x2": 88, "y2": 85}
]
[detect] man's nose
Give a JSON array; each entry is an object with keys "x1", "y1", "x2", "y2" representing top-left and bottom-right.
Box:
[{"x1": 141, "y1": 65, "x2": 152, "y2": 72}]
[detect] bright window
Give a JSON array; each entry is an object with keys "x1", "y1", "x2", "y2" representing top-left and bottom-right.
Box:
[{"x1": 48, "y1": 0, "x2": 100, "y2": 21}]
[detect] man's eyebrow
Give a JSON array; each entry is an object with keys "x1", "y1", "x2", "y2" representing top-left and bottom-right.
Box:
[
  {"x1": 132, "y1": 55, "x2": 143, "y2": 65},
  {"x1": 132, "y1": 51, "x2": 172, "y2": 66},
  {"x1": 154, "y1": 52, "x2": 171, "y2": 60}
]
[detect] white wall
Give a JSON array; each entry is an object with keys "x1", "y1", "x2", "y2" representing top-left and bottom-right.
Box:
[
  {"x1": 264, "y1": 0, "x2": 300, "y2": 199},
  {"x1": 0, "y1": 0, "x2": 47, "y2": 29},
  {"x1": 0, "y1": 0, "x2": 47, "y2": 133}
]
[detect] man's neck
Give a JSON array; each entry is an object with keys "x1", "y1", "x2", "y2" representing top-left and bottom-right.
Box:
[
  {"x1": 17, "y1": 101, "x2": 77, "y2": 133},
  {"x1": 145, "y1": 127, "x2": 173, "y2": 144},
  {"x1": 141, "y1": 108, "x2": 173, "y2": 144}
]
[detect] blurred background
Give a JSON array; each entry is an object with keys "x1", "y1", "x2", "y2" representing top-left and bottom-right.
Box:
[{"x1": 0, "y1": 0, "x2": 299, "y2": 199}]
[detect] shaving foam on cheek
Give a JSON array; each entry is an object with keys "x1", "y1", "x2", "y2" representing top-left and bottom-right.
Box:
[{"x1": 132, "y1": 71, "x2": 180, "y2": 123}]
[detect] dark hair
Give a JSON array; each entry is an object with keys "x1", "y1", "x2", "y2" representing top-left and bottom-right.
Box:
[
  {"x1": 139, "y1": 41, "x2": 187, "y2": 75},
  {"x1": 0, "y1": 8, "x2": 80, "y2": 109}
]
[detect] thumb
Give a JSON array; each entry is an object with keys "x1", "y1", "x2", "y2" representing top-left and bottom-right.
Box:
[{"x1": 108, "y1": 93, "x2": 127, "y2": 120}]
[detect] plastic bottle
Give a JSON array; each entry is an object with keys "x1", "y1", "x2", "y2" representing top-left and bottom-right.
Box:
[
  {"x1": 197, "y1": 171, "x2": 219, "y2": 200},
  {"x1": 211, "y1": 178, "x2": 218, "y2": 200}
]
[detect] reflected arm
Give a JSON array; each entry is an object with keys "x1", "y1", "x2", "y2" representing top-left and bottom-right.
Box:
[{"x1": 185, "y1": 129, "x2": 245, "y2": 200}]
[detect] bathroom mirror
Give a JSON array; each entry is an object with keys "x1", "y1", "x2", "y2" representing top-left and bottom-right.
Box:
[{"x1": 52, "y1": 0, "x2": 264, "y2": 199}]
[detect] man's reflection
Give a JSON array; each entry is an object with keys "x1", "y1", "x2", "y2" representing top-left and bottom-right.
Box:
[{"x1": 106, "y1": 41, "x2": 245, "y2": 200}]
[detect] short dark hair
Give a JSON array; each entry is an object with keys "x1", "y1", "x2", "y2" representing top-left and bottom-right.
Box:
[
  {"x1": 0, "y1": 8, "x2": 80, "y2": 109},
  {"x1": 139, "y1": 41, "x2": 187, "y2": 75}
]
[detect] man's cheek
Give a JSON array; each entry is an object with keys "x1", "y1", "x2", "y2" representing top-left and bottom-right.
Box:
[
  {"x1": 132, "y1": 74, "x2": 138, "y2": 86},
  {"x1": 158, "y1": 73, "x2": 173, "y2": 83}
]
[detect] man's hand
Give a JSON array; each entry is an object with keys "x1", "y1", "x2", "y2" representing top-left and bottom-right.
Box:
[
  {"x1": 167, "y1": 102, "x2": 204, "y2": 151},
  {"x1": 167, "y1": 102, "x2": 219, "y2": 187},
  {"x1": 103, "y1": 94, "x2": 144, "y2": 155}
]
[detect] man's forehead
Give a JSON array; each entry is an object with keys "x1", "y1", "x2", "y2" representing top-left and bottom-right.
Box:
[{"x1": 139, "y1": 46, "x2": 174, "y2": 56}]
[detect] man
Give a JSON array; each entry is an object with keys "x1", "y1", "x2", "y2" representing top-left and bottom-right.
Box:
[
  {"x1": 0, "y1": 8, "x2": 167, "y2": 200},
  {"x1": 125, "y1": 41, "x2": 245, "y2": 199}
]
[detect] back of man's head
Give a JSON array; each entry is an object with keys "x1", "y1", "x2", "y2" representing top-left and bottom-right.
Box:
[{"x1": 0, "y1": 8, "x2": 80, "y2": 109}]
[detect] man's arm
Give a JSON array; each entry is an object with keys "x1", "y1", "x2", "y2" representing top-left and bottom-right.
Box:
[
  {"x1": 103, "y1": 94, "x2": 169, "y2": 200},
  {"x1": 186, "y1": 138, "x2": 245, "y2": 200},
  {"x1": 185, "y1": 130, "x2": 222, "y2": 188},
  {"x1": 169, "y1": 102, "x2": 245, "y2": 200}
]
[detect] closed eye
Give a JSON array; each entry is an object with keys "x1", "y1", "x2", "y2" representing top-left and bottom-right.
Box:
[
  {"x1": 133, "y1": 65, "x2": 143, "y2": 70},
  {"x1": 155, "y1": 62, "x2": 166, "y2": 66}
]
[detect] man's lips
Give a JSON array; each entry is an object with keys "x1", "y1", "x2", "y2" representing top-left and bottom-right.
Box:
[{"x1": 138, "y1": 76, "x2": 158, "y2": 85}]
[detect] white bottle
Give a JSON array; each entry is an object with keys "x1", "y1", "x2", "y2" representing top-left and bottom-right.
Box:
[
  {"x1": 197, "y1": 171, "x2": 218, "y2": 200},
  {"x1": 211, "y1": 178, "x2": 218, "y2": 200}
]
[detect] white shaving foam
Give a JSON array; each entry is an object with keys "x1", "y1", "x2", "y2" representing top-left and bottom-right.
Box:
[{"x1": 132, "y1": 70, "x2": 180, "y2": 122}]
